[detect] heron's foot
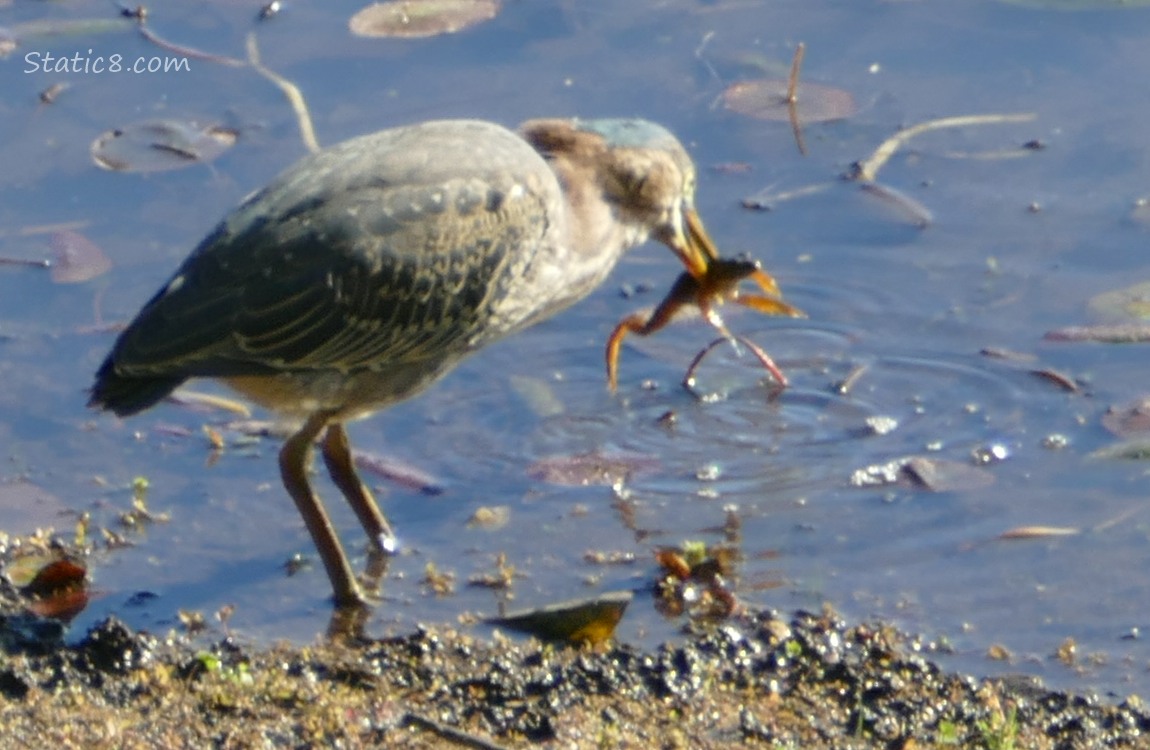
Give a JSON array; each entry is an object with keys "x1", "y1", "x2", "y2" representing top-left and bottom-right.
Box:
[
  {"x1": 326, "y1": 599, "x2": 371, "y2": 642},
  {"x1": 375, "y1": 531, "x2": 399, "y2": 555}
]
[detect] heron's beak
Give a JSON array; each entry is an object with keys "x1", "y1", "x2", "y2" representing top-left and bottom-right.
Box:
[
  {"x1": 665, "y1": 208, "x2": 720, "y2": 279},
  {"x1": 679, "y1": 209, "x2": 787, "y2": 301}
]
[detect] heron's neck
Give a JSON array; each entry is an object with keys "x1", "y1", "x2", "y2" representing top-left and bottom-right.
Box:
[
  {"x1": 552, "y1": 158, "x2": 648, "y2": 294},
  {"x1": 478, "y1": 155, "x2": 649, "y2": 341}
]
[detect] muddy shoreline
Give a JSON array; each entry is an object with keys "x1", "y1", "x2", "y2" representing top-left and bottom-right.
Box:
[{"x1": 1, "y1": 572, "x2": 1146, "y2": 749}]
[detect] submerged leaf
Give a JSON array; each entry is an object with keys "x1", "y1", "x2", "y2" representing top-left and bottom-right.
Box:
[
  {"x1": 1088, "y1": 280, "x2": 1150, "y2": 320},
  {"x1": 1102, "y1": 396, "x2": 1150, "y2": 438},
  {"x1": 859, "y1": 182, "x2": 933, "y2": 229},
  {"x1": 349, "y1": 0, "x2": 498, "y2": 39},
  {"x1": 91, "y1": 120, "x2": 238, "y2": 173},
  {"x1": 509, "y1": 374, "x2": 564, "y2": 418},
  {"x1": 527, "y1": 450, "x2": 658, "y2": 486},
  {"x1": 902, "y1": 456, "x2": 996, "y2": 491},
  {"x1": 723, "y1": 78, "x2": 855, "y2": 123},
  {"x1": 49, "y1": 230, "x2": 111, "y2": 284},
  {"x1": 851, "y1": 456, "x2": 995, "y2": 491},
  {"x1": 1089, "y1": 439, "x2": 1150, "y2": 461}
]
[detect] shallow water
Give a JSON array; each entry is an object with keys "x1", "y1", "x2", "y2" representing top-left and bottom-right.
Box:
[{"x1": 2, "y1": 0, "x2": 1150, "y2": 698}]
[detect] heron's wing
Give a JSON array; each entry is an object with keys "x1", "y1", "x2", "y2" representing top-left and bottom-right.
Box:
[{"x1": 108, "y1": 173, "x2": 552, "y2": 378}]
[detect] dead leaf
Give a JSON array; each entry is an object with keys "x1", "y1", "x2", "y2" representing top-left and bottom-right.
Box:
[
  {"x1": 349, "y1": 0, "x2": 498, "y2": 39},
  {"x1": 486, "y1": 591, "x2": 632, "y2": 646}
]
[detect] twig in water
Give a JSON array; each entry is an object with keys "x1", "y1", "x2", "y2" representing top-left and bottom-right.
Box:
[
  {"x1": 786, "y1": 42, "x2": 807, "y2": 155},
  {"x1": 849, "y1": 112, "x2": 1036, "y2": 183},
  {"x1": 246, "y1": 32, "x2": 320, "y2": 154},
  {"x1": 137, "y1": 23, "x2": 245, "y2": 67}
]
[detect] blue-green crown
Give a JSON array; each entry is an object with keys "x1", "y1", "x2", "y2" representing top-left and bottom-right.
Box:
[{"x1": 574, "y1": 118, "x2": 680, "y2": 151}]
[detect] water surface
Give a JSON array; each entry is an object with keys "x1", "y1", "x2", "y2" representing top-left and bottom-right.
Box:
[{"x1": 2, "y1": 0, "x2": 1149, "y2": 698}]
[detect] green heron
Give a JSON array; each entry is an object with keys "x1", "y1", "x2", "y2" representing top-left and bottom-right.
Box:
[{"x1": 89, "y1": 117, "x2": 795, "y2": 607}]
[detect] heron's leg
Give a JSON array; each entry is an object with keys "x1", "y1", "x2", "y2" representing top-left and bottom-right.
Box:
[
  {"x1": 280, "y1": 412, "x2": 363, "y2": 607},
  {"x1": 321, "y1": 423, "x2": 398, "y2": 554}
]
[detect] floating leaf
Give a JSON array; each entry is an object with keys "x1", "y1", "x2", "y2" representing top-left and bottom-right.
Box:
[
  {"x1": 1088, "y1": 280, "x2": 1150, "y2": 320},
  {"x1": 10, "y1": 555, "x2": 89, "y2": 622},
  {"x1": 7, "y1": 554, "x2": 55, "y2": 589},
  {"x1": 91, "y1": 119, "x2": 238, "y2": 173},
  {"x1": 526, "y1": 450, "x2": 658, "y2": 486},
  {"x1": 23, "y1": 558, "x2": 86, "y2": 595},
  {"x1": 1102, "y1": 397, "x2": 1150, "y2": 438},
  {"x1": 486, "y1": 591, "x2": 632, "y2": 646},
  {"x1": 349, "y1": 0, "x2": 498, "y2": 39},
  {"x1": 49, "y1": 230, "x2": 111, "y2": 284},
  {"x1": 27, "y1": 584, "x2": 90, "y2": 622},
  {"x1": 722, "y1": 78, "x2": 856, "y2": 123}
]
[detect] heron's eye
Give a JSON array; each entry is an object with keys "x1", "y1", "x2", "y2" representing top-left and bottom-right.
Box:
[{"x1": 682, "y1": 172, "x2": 696, "y2": 202}]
